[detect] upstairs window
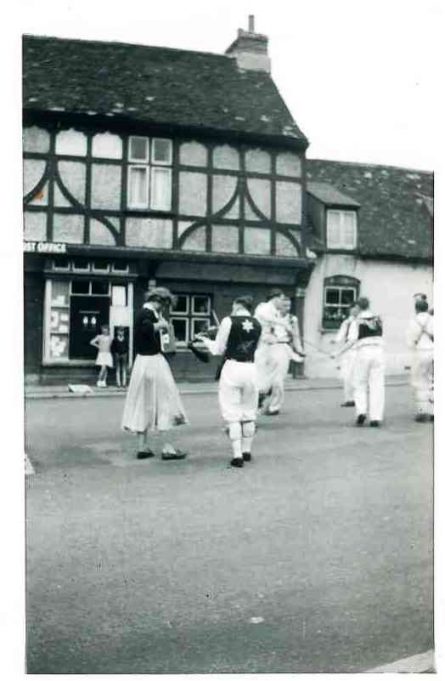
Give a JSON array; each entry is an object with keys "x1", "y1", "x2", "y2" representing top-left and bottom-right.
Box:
[
  {"x1": 127, "y1": 136, "x2": 172, "y2": 211},
  {"x1": 326, "y1": 210, "x2": 357, "y2": 249}
]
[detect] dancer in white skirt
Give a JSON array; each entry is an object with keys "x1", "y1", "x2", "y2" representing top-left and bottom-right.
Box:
[
  {"x1": 121, "y1": 287, "x2": 188, "y2": 460},
  {"x1": 196, "y1": 295, "x2": 262, "y2": 468}
]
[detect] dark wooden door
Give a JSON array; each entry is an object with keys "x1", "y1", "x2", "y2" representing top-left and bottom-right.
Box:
[{"x1": 69, "y1": 296, "x2": 110, "y2": 359}]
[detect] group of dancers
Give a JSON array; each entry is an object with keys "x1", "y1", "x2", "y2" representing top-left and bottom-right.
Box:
[{"x1": 119, "y1": 286, "x2": 434, "y2": 466}]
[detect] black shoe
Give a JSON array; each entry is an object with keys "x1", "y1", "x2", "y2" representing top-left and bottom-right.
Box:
[
  {"x1": 137, "y1": 450, "x2": 154, "y2": 459},
  {"x1": 242, "y1": 452, "x2": 252, "y2": 462},
  {"x1": 341, "y1": 401, "x2": 355, "y2": 407},
  {"x1": 266, "y1": 410, "x2": 280, "y2": 416},
  {"x1": 415, "y1": 414, "x2": 429, "y2": 423},
  {"x1": 230, "y1": 458, "x2": 244, "y2": 468},
  {"x1": 356, "y1": 414, "x2": 366, "y2": 426},
  {"x1": 369, "y1": 420, "x2": 380, "y2": 427}
]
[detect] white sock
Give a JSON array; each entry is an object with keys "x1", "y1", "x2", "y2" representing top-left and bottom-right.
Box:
[
  {"x1": 231, "y1": 439, "x2": 242, "y2": 459},
  {"x1": 241, "y1": 437, "x2": 253, "y2": 454}
]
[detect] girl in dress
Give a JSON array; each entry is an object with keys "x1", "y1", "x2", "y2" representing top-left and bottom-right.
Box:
[
  {"x1": 90, "y1": 324, "x2": 113, "y2": 387},
  {"x1": 121, "y1": 287, "x2": 188, "y2": 460}
]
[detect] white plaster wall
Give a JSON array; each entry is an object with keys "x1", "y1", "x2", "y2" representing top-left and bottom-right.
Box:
[
  {"x1": 303, "y1": 255, "x2": 433, "y2": 378},
  {"x1": 276, "y1": 152, "x2": 301, "y2": 177},
  {"x1": 23, "y1": 126, "x2": 50, "y2": 154},
  {"x1": 180, "y1": 141, "x2": 207, "y2": 167},
  {"x1": 55, "y1": 129, "x2": 87, "y2": 156}
]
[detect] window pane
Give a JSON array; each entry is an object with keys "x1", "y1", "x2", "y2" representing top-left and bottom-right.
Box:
[
  {"x1": 327, "y1": 211, "x2": 341, "y2": 248},
  {"x1": 152, "y1": 138, "x2": 172, "y2": 164},
  {"x1": 51, "y1": 280, "x2": 70, "y2": 306},
  {"x1": 151, "y1": 167, "x2": 172, "y2": 210},
  {"x1": 71, "y1": 280, "x2": 90, "y2": 294},
  {"x1": 340, "y1": 288, "x2": 355, "y2": 305},
  {"x1": 171, "y1": 318, "x2": 188, "y2": 343},
  {"x1": 129, "y1": 136, "x2": 149, "y2": 162},
  {"x1": 91, "y1": 281, "x2": 109, "y2": 296},
  {"x1": 112, "y1": 261, "x2": 129, "y2": 272},
  {"x1": 112, "y1": 285, "x2": 127, "y2": 306},
  {"x1": 171, "y1": 295, "x2": 188, "y2": 313},
  {"x1": 128, "y1": 166, "x2": 149, "y2": 206},
  {"x1": 73, "y1": 257, "x2": 90, "y2": 271},
  {"x1": 192, "y1": 319, "x2": 210, "y2": 338},
  {"x1": 52, "y1": 257, "x2": 70, "y2": 270},
  {"x1": 325, "y1": 288, "x2": 339, "y2": 305},
  {"x1": 92, "y1": 259, "x2": 110, "y2": 271},
  {"x1": 193, "y1": 295, "x2": 210, "y2": 314}
]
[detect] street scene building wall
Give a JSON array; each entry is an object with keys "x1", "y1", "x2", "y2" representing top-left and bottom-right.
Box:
[{"x1": 22, "y1": 33, "x2": 433, "y2": 385}]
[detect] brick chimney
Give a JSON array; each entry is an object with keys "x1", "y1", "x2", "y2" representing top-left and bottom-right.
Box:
[{"x1": 225, "y1": 15, "x2": 271, "y2": 73}]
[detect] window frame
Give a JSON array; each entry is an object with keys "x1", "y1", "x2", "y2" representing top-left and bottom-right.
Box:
[
  {"x1": 126, "y1": 135, "x2": 173, "y2": 211},
  {"x1": 170, "y1": 293, "x2": 213, "y2": 347},
  {"x1": 322, "y1": 276, "x2": 360, "y2": 331},
  {"x1": 128, "y1": 136, "x2": 150, "y2": 163},
  {"x1": 326, "y1": 209, "x2": 358, "y2": 250}
]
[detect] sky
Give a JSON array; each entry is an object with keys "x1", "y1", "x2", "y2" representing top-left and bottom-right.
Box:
[{"x1": 17, "y1": 0, "x2": 441, "y2": 171}]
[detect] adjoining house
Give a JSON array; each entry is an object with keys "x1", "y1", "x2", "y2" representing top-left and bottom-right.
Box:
[
  {"x1": 304, "y1": 160, "x2": 433, "y2": 377},
  {"x1": 23, "y1": 22, "x2": 313, "y2": 385}
]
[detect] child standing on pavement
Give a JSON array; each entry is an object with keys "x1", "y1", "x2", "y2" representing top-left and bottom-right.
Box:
[
  {"x1": 111, "y1": 326, "x2": 129, "y2": 388},
  {"x1": 90, "y1": 324, "x2": 113, "y2": 387}
]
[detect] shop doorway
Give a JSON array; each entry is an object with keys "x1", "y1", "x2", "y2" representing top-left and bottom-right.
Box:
[{"x1": 69, "y1": 296, "x2": 110, "y2": 360}]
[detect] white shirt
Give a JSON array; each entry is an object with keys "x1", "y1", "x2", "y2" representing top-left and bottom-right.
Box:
[
  {"x1": 407, "y1": 312, "x2": 434, "y2": 350},
  {"x1": 335, "y1": 316, "x2": 358, "y2": 344},
  {"x1": 254, "y1": 300, "x2": 288, "y2": 344}
]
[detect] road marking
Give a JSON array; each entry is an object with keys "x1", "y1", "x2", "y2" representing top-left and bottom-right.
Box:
[
  {"x1": 365, "y1": 649, "x2": 434, "y2": 673},
  {"x1": 25, "y1": 454, "x2": 35, "y2": 476}
]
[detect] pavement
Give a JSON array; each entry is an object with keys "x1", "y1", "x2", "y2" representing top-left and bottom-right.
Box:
[
  {"x1": 24, "y1": 374, "x2": 410, "y2": 399},
  {"x1": 25, "y1": 383, "x2": 433, "y2": 673}
]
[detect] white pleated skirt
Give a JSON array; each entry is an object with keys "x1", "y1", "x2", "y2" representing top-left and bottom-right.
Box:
[{"x1": 121, "y1": 354, "x2": 188, "y2": 433}]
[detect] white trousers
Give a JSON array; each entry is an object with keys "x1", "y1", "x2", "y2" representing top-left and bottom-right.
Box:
[
  {"x1": 341, "y1": 350, "x2": 357, "y2": 402},
  {"x1": 267, "y1": 344, "x2": 291, "y2": 413},
  {"x1": 410, "y1": 349, "x2": 434, "y2": 415},
  {"x1": 219, "y1": 360, "x2": 259, "y2": 423},
  {"x1": 353, "y1": 345, "x2": 385, "y2": 421},
  {"x1": 254, "y1": 343, "x2": 275, "y2": 394}
]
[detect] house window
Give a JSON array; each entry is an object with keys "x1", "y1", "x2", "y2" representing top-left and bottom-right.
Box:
[
  {"x1": 170, "y1": 293, "x2": 212, "y2": 346},
  {"x1": 127, "y1": 136, "x2": 172, "y2": 210},
  {"x1": 326, "y1": 210, "x2": 357, "y2": 249},
  {"x1": 322, "y1": 276, "x2": 360, "y2": 330}
]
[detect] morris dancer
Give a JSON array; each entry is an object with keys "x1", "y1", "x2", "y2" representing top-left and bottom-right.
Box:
[
  {"x1": 196, "y1": 295, "x2": 262, "y2": 468},
  {"x1": 264, "y1": 295, "x2": 305, "y2": 416},
  {"x1": 254, "y1": 289, "x2": 288, "y2": 411},
  {"x1": 334, "y1": 303, "x2": 360, "y2": 407},
  {"x1": 407, "y1": 297, "x2": 434, "y2": 422},
  {"x1": 121, "y1": 287, "x2": 188, "y2": 460},
  {"x1": 333, "y1": 296, "x2": 385, "y2": 427}
]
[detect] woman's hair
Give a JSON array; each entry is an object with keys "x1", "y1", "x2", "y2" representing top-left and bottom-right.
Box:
[
  {"x1": 356, "y1": 297, "x2": 370, "y2": 310},
  {"x1": 415, "y1": 299, "x2": 429, "y2": 313},
  {"x1": 266, "y1": 288, "x2": 284, "y2": 301},
  {"x1": 234, "y1": 295, "x2": 254, "y2": 313}
]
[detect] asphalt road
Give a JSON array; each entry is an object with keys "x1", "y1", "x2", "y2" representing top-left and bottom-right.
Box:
[{"x1": 25, "y1": 385, "x2": 433, "y2": 673}]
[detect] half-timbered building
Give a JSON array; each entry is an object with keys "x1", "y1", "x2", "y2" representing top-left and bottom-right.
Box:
[{"x1": 23, "y1": 26, "x2": 313, "y2": 384}]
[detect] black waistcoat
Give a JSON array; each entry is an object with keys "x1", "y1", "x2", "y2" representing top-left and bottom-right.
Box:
[
  {"x1": 357, "y1": 315, "x2": 383, "y2": 340},
  {"x1": 225, "y1": 316, "x2": 262, "y2": 362}
]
